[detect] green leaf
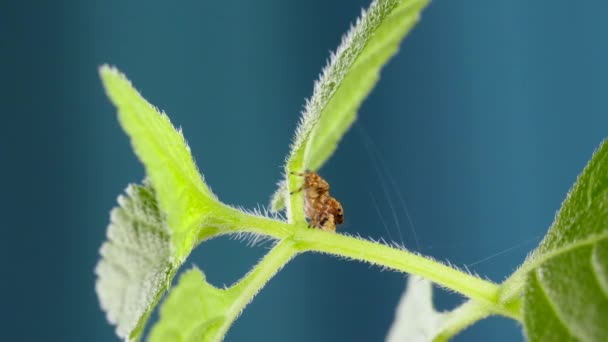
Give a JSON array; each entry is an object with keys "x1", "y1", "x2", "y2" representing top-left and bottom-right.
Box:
[
  {"x1": 387, "y1": 277, "x2": 503, "y2": 342},
  {"x1": 148, "y1": 268, "x2": 230, "y2": 342},
  {"x1": 270, "y1": 0, "x2": 431, "y2": 214},
  {"x1": 269, "y1": 180, "x2": 288, "y2": 213},
  {"x1": 100, "y1": 66, "x2": 221, "y2": 263},
  {"x1": 149, "y1": 240, "x2": 297, "y2": 342},
  {"x1": 509, "y1": 140, "x2": 608, "y2": 341},
  {"x1": 95, "y1": 183, "x2": 176, "y2": 341},
  {"x1": 386, "y1": 276, "x2": 447, "y2": 342}
]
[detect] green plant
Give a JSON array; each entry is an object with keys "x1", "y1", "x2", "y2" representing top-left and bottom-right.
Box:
[{"x1": 95, "y1": 0, "x2": 608, "y2": 340}]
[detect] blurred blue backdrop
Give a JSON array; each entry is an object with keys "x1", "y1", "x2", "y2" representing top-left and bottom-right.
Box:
[{"x1": 2, "y1": 0, "x2": 608, "y2": 341}]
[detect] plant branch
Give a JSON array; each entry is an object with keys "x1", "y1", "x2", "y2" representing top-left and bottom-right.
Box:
[
  {"x1": 216, "y1": 207, "x2": 521, "y2": 315},
  {"x1": 433, "y1": 300, "x2": 505, "y2": 342},
  {"x1": 291, "y1": 228, "x2": 503, "y2": 308},
  {"x1": 216, "y1": 239, "x2": 299, "y2": 339}
]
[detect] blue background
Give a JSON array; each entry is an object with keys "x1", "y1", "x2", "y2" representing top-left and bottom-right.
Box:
[{"x1": 3, "y1": 0, "x2": 608, "y2": 341}]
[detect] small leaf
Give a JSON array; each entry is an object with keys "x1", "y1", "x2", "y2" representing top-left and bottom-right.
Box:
[
  {"x1": 148, "y1": 268, "x2": 230, "y2": 342},
  {"x1": 387, "y1": 277, "x2": 499, "y2": 342},
  {"x1": 386, "y1": 276, "x2": 446, "y2": 342},
  {"x1": 95, "y1": 183, "x2": 175, "y2": 341},
  {"x1": 271, "y1": 0, "x2": 430, "y2": 214},
  {"x1": 149, "y1": 239, "x2": 297, "y2": 342},
  {"x1": 269, "y1": 180, "x2": 288, "y2": 213},
  {"x1": 100, "y1": 66, "x2": 221, "y2": 263},
  {"x1": 514, "y1": 140, "x2": 608, "y2": 341}
]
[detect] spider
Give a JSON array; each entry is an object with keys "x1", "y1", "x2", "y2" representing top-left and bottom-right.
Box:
[{"x1": 290, "y1": 171, "x2": 344, "y2": 232}]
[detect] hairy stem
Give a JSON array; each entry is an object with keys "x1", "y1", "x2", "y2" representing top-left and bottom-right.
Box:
[
  {"x1": 292, "y1": 228, "x2": 504, "y2": 310},
  {"x1": 433, "y1": 301, "x2": 498, "y2": 342},
  {"x1": 217, "y1": 239, "x2": 299, "y2": 338},
  {"x1": 216, "y1": 206, "x2": 520, "y2": 316}
]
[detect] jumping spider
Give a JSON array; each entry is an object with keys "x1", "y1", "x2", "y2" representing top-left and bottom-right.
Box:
[{"x1": 290, "y1": 171, "x2": 344, "y2": 232}]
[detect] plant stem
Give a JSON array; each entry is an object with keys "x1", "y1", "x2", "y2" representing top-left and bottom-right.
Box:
[
  {"x1": 217, "y1": 239, "x2": 298, "y2": 338},
  {"x1": 291, "y1": 228, "x2": 502, "y2": 307},
  {"x1": 221, "y1": 208, "x2": 498, "y2": 303},
  {"x1": 216, "y1": 207, "x2": 522, "y2": 320},
  {"x1": 433, "y1": 301, "x2": 493, "y2": 342}
]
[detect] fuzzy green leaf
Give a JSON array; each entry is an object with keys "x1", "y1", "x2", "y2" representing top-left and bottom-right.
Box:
[
  {"x1": 509, "y1": 140, "x2": 608, "y2": 341},
  {"x1": 269, "y1": 180, "x2": 288, "y2": 213},
  {"x1": 386, "y1": 276, "x2": 447, "y2": 342},
  {"x1": 387, "y1": 277, "x2": 503, "y2": 342},
  {"x1": 95, "y1": 183, "x2": 176, "y2": 341},
  {"x1": 148, "y1": 268, "x2": 230, "y2": 342},
  {"x1": 100, "y1": 66, "x2": 221, "y2": 263},
  {"x1": 150, "y1": 239, "x2": 297, "y2": 342},
  {"x1": 271, "y1": 0, "x2": 430, "y2": 214}
]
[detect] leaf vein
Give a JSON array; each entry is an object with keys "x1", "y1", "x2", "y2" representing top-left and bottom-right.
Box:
[
  {"x1": 533, "y1": 271, "x2": 577, "y2": 340},
  {"x1": 591, "y1": 244, "x2": 608, "y2": 298},
  {"x1": 519, "y1": 233, "x2": 608, "y2": 281}
]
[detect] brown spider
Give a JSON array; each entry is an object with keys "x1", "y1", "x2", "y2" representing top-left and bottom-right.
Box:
[{"x1": 290, "y1": 171, "x2": 344, "y2": 232}]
